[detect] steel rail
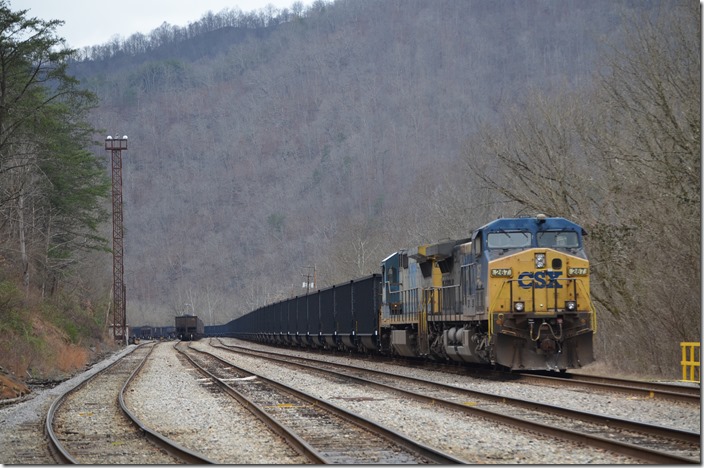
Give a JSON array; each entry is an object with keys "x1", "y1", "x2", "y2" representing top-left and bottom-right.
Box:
[
  {"x1": 214, "y1": 339, "x2": 699, "y2": 464},
  {"x1": 45, "y1": 344, "x2": 144, "y2": 463},
  {"x1": 45, "y1": 342, "x2": 214, "y2": 464},
  {"x1": 522, "y1": 371, "x2": 701, "y2": 400},
  {"x1": 119, "y1": 343, "x2": 216, "y2": 464},
  {"x1": 173, "y1": 342, "x2": 327, "y2": 464},
  {"x1": 386, "y1": 355, "x2": 700, "y2": 403},
  {"x1": 327, "y1": 347, "x2": 700, "y2": 403},
  {"x1": 181, "y1": 342, "x2": 467, "y2": 464},
  {"x1": 214, "y1": 340, "x2": 700, "y2": 446}
]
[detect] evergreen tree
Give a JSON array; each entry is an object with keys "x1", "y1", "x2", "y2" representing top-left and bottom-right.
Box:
[{"x1": 0, "y1": 1, "x2": 109, "y2": 295}]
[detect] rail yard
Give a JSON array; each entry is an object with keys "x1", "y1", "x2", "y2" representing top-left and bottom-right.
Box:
[{"x1": 0, "y1": 338, "x2": 700, "y2": 464}]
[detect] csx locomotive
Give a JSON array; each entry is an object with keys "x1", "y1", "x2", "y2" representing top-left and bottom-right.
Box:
[{"x1": 225, "y1": 215, "x2": 596, "y2": 371}]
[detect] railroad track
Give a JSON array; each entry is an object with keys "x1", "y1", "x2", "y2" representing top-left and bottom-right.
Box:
[
  {"x1": 373, "y1": 352, "x2": 700, "y2": 404},
  {"x1": 516, "y1": 371, "x2": 700, "y2": 403},
  {"x1": 175, "y1": 341, "x2": 466, "y2": 464},
  {"x1": 211, "y1": 339, "x2": 700, "y2": 464},
  {"x1": 46, "y1": 343, "x2": 214, "y2": 464},
  {"x1": 353, "y1": 349, "x2": 700, "y2": 404}
]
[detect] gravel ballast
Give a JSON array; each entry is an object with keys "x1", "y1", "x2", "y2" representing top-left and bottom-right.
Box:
[
  {"x1": 124, "y1": 342, "x2": 308, "y2": 464},
  {"x1": 0, "y1": 338, "x2": 700, "y2": 464}
]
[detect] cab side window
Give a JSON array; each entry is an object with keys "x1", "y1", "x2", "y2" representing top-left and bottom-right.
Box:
[{"x1": 472, "y1": 235, "x2": 482, "y2": 257}]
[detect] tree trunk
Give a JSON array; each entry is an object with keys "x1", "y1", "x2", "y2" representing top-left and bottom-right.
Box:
[{"x1": 17, "y1": 192, "x2": 29, "y2": 296}]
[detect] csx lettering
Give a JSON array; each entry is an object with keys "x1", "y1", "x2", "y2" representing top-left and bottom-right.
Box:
[{"x1": 517, "y1": 271, "x2": 563, "y2": 289}]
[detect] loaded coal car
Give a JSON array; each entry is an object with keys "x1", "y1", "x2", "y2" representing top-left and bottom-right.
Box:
[
  {"x1": 228, "y1": 274, "x2": 381, "y2": 353},
  {"x1": 151, "y1": 326, "x2": 176, "y2": 340},
  {"x1": 333, "y1": 275, "x2": 381, "y2": 351},
  {"x1": 160, "y1": 326, "x2": 177, "y2": 340},
  {"x1": 129, "y1": 326, "x2": 143, "y2": 343},
  {"x1": 139, "y1": 326, "x2": 154, "y2": 340},
  {"x1": 175, "y1": 314, "x2": 204, "y2": 341},
  {"x1": 205, "y1": 323, "x2": 235, "y2": 337}
]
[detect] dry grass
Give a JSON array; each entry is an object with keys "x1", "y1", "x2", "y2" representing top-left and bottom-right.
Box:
[
  {"x1": 0, "y1": 371, "x2": 30, "y2": 399},
  {"x1": 29, "y1": 316, "x2": 90, "y2": 378},
  {"x1": 0, "y1": 315, "x2": 96, "y2": 381},
  {"x1": 55, "y1": 343, "x2": 89, "y2": 373},
  {"x1": 570, "y1": 359, "x2": 680, "y2": 382}
]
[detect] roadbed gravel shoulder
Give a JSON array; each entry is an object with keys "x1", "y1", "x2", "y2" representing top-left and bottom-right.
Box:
[
  {"x1": 124, "y1": 342, "x2": 308, "y2": 464},
  {"x1": 0, "y1": 345, "x2": 137, "y2": 464}
]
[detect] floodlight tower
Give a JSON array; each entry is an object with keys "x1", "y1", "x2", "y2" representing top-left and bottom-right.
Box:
[
  {"x1": 301, "y1": 265, "x2": 316, "y2": 295},
  {"x1": 105, "y1": 135, "x2": 128, "y2": 344}
]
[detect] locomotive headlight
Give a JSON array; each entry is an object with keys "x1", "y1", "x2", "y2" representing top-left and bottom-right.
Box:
[
  {"x1": 565, "y1": 300, "x2": 576, "y2": 311},
  {"x1": 535, "y1": 253, "x2": 546, "y2": 269},
  {"x1": 514, "y1": 301, "x2": 525, "y2": 312}
]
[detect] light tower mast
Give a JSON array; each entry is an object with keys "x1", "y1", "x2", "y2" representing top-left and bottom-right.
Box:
[{"x1": 105, "y1": 135, "x2": 128, "y2": 343}]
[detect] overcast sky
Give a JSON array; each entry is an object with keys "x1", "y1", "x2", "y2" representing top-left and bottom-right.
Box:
[{"x1": 9, "y1": 0, "x2": 309, "y2": 49}]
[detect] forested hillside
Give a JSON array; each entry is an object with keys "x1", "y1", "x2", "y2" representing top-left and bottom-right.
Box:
[
  {"x1": 72, "y1": 0, "x2": 646, "y2": 320},
  {"x1": 1, "y1": 0, "x2": 695, "y2": 378}
]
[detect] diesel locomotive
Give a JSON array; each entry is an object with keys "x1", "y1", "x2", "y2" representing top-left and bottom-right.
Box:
[{"x1": 223, "y1": 215, "x2": 596, "y2": 371}]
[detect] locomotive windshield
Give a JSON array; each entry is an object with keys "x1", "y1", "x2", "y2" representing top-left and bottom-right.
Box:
[
  {"x1": 487, "y1": 230, "x2": 532, "y2": 249},
  {"x1": 537, "y1": 230, "x2": 580, "y2": 248}
]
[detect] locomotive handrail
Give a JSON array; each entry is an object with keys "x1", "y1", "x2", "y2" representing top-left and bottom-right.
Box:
[
  {"x1": 386, "y1": 273, "x2": 596, "y2": 340},
  {"x1": 574, "y1": 278, "x2": 597, "y2": 334},
  {"x1": 487, "y1": 284, "x2": 509, "y2": 339},
  {"x1": 384, "y1": 284, "x2": 465, "y2": 322},
  {"x1": 383, "y1": 284, "x2": 421, "y2": 322},
  {"x1": 428, "y1": 284, "x2": 461, "y2": 316}
]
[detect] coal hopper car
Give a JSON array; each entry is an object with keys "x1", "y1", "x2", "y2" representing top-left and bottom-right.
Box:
[{"x1": 175, "y1": 314, "x2": 204, "y2": 341}]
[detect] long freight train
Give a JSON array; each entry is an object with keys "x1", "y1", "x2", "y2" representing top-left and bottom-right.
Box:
[
  {"x1": 222, "y1": 215, "x2": 596, "y2": 371},
  {"x1": 130, "y1": 325, "x2": 176, "y2": 341}
]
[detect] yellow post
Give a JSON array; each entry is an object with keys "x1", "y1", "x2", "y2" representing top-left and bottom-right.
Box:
[{"x1": 680, "y1": 342, "x2": 700, "y2": 383}]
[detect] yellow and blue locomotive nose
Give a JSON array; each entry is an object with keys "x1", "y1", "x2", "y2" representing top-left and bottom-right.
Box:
[
  {"x1": 487, "y1": 247, "x2": 595, "y2": 370},
  {"x1": 487, "y1": 248, "x2": 591, "y2": 315}
]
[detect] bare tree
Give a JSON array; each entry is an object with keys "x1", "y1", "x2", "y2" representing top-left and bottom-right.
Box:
[{"x1": 461, "y1": 3, "x2": 700, "y2": 376}]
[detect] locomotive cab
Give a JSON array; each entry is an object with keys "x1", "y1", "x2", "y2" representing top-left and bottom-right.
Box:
[
  {"x1": 476, "y1": 215, "x2": 596, "y2": 370},
  {"x1": 381, "y1": 251, "x2": 405, "y2": 316}
]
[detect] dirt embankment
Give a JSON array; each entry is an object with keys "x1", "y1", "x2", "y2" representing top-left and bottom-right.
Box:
[
  {"x1": 0, "y1": 315, "x2": 120, "y2": 401},
  {"x1": 0, "y1": 370, "x2": 30, "y2": 400}
]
